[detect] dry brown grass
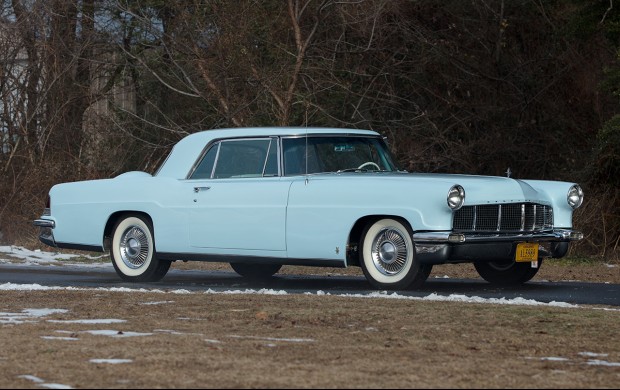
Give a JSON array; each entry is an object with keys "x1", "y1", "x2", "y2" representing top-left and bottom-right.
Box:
[{"x1": 0, "y1": 286, "x2": 619, "y2": 389}]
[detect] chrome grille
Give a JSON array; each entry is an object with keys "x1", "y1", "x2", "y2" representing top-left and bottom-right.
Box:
[{"x1": 453, "y1": 203, "x2": 553, "y2": 232}]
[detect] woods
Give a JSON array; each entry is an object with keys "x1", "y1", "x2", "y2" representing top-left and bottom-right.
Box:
[{"x1": 0, "y1": 0, "x2": 618, "y2": 259}]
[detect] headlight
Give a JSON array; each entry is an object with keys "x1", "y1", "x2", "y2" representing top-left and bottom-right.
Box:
[
  {"x1": 447, "y1": 185, "x2": 465, "y2": 210},
  {"x1": 567, "y1": 184, "x2": 584, "y2": 209}
]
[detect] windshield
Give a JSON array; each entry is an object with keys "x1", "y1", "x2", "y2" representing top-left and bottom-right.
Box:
[{"x1": 282, "y1": 136, "x2": 398, "y2": 176}]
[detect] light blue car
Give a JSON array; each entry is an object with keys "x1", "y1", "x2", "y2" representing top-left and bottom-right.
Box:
[{"x1": 34, "y1": 127, "x2": 584, "y2": 289}]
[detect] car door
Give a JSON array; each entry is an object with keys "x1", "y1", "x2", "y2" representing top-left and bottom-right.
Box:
[{"x1": 185, "y1": 137, "x2": 290, "y2": 251}]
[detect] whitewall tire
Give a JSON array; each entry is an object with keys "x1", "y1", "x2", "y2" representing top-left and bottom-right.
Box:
[
  {"x1": 110, "y1": 214, "x2": 170, "y2": 282},
  {"x1": 360, "y1": 218, "x2": 432, "y2": 289}
]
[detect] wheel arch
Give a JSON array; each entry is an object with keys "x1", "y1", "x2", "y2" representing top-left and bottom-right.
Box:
[
  {"x1": 347, "y1": 214, "x2": 414, "y2": 266},
  {"x1": 103, "y1": 211, "x2": 154, "y2": 250}
]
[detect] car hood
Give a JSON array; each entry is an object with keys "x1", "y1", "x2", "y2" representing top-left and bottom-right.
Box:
[{"x1": 322, "y1": 171, "x2": 552, "y2": 205}]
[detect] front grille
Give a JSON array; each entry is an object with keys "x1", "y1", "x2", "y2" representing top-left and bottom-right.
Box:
[{"x1": 453, "y1": 203, "x2": 553, "y2": 233}]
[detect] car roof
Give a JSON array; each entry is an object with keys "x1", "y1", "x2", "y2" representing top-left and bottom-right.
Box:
[{"x1": 156, "y1": 127, "x2": 380, "y2": 179}]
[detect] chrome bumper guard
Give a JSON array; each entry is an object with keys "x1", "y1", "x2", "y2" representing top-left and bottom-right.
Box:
[
  {"x1": 34, "y1": 219, "x2": 55, "y2": 228},
  {"x1": 33, "y1": 218, "x2": 57, "y2": 247}
]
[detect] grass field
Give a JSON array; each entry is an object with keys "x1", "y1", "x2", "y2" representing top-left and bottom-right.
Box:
[
  {"x1": 1, "y1": 249, "x2": 619, "y2": 388},
  {"x1": 1, "y1": 283, "x2": 619, "y2": 388}
]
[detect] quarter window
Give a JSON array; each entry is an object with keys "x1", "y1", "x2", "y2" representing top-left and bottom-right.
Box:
[{"x1": 191, "y1": 143, "x2": 219, "y2": 179}]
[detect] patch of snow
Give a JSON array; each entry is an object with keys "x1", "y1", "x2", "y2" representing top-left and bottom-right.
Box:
[
  {"x1": 171, "y1": 289, "x2": 192, "y2": 294},
  {"x1": 0, "y1": 282, "x2": 601, "y2": 310},
  {"x1": 1, "y1": 308, "x2": 68, "y2": 324},
  {"x1": 23, "y1": 309, "x2": 68, "y2": 317},
  {"x1": 48, "y1": 319, "x2": 126, "y2": 324},
  {"x1": 204, "y1": 339, "x2": 222, "y2": 344},
  {"x1": 205, "y1": 288, "x2": 288, "y2": 296},
  {"x1": 140, "y1": 301, "x2": 174, "y2": 306},
  {"x1": 41, "y1": 336, "x2": 79, "y2": 341},
  {"x1": 229, "y1": 335, "x2": 315, "y2": 343},
  {"x1": 89, "y1": 359, "x2": 133, "y2": 364},
  {"x1": 153, "y1": 329, "x2": 203, "y2": 336},
  {"x1": 579, "y1": 352, "x2": 609, "y2": 358},
  {"x1": 19, "y1": 375, "x2": 45, "y2": 383},
  {"x1": 586, "y1": 359, "x2": 620, "y2": 367},
  {"x1": 40, "y1": 384, "x2": 73, "y2": 390},
  {"x1": 0, "y1": 283, "x2": 64, "y2": 291},
  {"x1": 0, "y1": 246, "x2": 108, "y2": 268},
  {"x1": 539, "y1": 357, "x2": 570, "y2": 362},
  {"x1": 82, "y1": 330, "x2": 152, "y2": 338},
  {"x1": 604, "y1": 264, "x2": 617, "y2": 268},
  {"x1": 18, "y1": 375, "x2": 73, "y2": 389},
  {"x1": 0, "y1": 246, "x2": 77, "y2": 263}
]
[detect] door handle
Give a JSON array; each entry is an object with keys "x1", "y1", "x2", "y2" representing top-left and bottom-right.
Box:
[{"x1": 193, "y1": 186, "x2": 211, "y2": 193}]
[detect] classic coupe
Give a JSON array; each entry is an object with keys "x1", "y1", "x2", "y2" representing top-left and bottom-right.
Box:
[{"x1": 34, "y1": 127, "x2": 584, "y2": 289}]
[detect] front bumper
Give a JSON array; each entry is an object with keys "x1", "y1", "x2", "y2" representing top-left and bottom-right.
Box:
[{"x1": 412, "y1": 229, "x2": 583, "y2": 264}]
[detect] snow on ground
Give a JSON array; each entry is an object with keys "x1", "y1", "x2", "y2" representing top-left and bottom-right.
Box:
[
  {"x1": 0, "y1": 281, "x2": 601, "y2": 310},
  {"x1": 18, "y1": 375, "x2": 73, "y2": 389},
  {"x1": 89, "y1": 359, "x2": 133, "y2": 364},
  {"x1": 1, "y1": 309, "x2": 68, "y2": 324},
  {"x1": 0, "y1": 246, "x2": 109, "y2": 267},
  {"x1": 0, "y1": 246, "x2": 616, "y2": 310},
  {"x1": 47, "y1": 319, "x2": 126, "y2": 325},
  {"x1": 526, "y1": 355, "x2": 620, "y2": 367}
]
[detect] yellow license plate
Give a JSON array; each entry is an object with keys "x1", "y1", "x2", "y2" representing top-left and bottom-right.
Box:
[{"x1": 516, "y1": 243, "x2": 539, "y2": 262}]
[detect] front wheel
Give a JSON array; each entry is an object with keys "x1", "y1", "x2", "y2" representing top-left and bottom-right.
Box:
[
  {"x1": 110, "y1": 214, "x2": 170, "y2": 282},
  {"x1": 474, "y1": 259, "x2": 543, "y2": 286},
  {"x1": 359, "y1": 218, "x2": 432, "y2": 290}
]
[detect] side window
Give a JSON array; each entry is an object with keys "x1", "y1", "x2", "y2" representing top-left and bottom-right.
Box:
[
  {"x1": 213, "y1": 139, "x2": 272, "y2": 179},
  {"x1": 282, "y1": 138, "x2": 321, "y2": 175},
  {"x1": 283, "y1": 138, "x2": 305, "y2": 176},
  {"x1": 191, "y1": 142, "x2": 219, "y2": 179}
]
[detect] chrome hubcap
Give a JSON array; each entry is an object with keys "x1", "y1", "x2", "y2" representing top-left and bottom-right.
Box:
[
  {"x1": 119, "y1": 226, "x2": 150, "y2": 269},
  {"x1": 371, "y1": 228, "x2": 409, "y2": 276}
]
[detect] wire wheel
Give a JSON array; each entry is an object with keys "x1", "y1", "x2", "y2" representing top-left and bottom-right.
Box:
[
  {"x1": 119, "y1": 225, "x2": 151, "y2": 270},
  {"x1": 371, "y1": 228, "x2": 409, "y2": 276},
  {"x1": 360, "y1": 218, "x2": 431, "y2": 290},
  {"x1": 110, "y1": 214, "x2": 170, "y2": 282}
]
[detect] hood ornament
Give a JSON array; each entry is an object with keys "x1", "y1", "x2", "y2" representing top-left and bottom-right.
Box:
[{"x1": 505, "y1": 167, "x2": 512, "y2": 178}]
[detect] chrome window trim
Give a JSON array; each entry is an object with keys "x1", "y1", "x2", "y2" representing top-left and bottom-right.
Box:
[
  {"x1": 260, "y1": 137, "x2": 280, "y2": 177},
  {"x1": 187, "y1": 133, "x2": 391, "y2": 180},
  {"x1": 280, "y1": 134, "x2": 397, "y2": 176},
  {"x1": 210, "y1": 142, "x2": 222, "y2": 179},
  {"x1": 261, "y1": 138, "x2": 272, "y2": 177},
  {"x1": 187, "y1": 136, "x2": 275, "y2": 180}
]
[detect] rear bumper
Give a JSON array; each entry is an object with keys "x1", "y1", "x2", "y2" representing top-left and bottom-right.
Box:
[
  {"x1": 413, "y1": 229, "x2": 583, "y2": 264},
  {"x1": 33, "y1": 218, "x2": 104, "y2": 252}
]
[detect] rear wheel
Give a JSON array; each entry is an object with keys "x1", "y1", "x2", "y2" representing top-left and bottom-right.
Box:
[
  {"x1": 110, "y1": 214, "x2": 170, "y2": 282},
  {"x1": 230, "y1": 263, "x2": 282, "y2": 279},
  {"x1": 474, "y1": 259, "x2": 543, "y2": 286},
  {"x1": 359, "y1": 218, "x2": 432, "y2": 290}
]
